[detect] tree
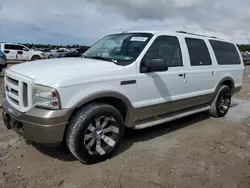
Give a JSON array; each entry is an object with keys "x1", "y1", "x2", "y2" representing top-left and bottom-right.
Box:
[{"x1": 237, "y1": 44, "x2": 250, "y2": 52}]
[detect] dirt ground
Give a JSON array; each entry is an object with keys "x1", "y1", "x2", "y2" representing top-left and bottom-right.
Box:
[{"x1": 0, "y1": 67, "x2": 250, "y2": 188}]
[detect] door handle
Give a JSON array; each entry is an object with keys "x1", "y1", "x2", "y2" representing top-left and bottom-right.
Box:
[
  {"x1": 179, "y1": 73, "x2": 186, "y2": 77},
  {"x1": 179, "y1": 73, "x2": 186, "y2": 80}
]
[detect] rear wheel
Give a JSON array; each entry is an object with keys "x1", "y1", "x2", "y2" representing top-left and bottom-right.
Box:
[
  {"x1": 66, "y1": 103, "x2": 124, "y2": 164},
  {"x1": 210, "y1": 85, "x2": 231, "y2": 117},
  {"x1": 48, "y1": 55, "x2": 54, "y2": 59}
]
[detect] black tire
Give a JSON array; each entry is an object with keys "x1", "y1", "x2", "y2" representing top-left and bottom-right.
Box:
[
  {"x1": 66, "y1": 103, "x2": 125, "y2": 164},
  {"x1": 3, "y1": 63, "x2": 7, "y2": 68},
  {"x1": 31, "y1": 55, "x2": 41, "y2": 61},
  {"x1": 48, "y1": 55, "x2": 54, "y2": 59},
  {"x1": 209, "y1": 85, "x2": 231, "y2": 117}
]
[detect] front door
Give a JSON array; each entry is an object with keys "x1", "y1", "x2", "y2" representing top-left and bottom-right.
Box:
[
  {"x1": 19, "y1": 46, "x2": 32, "y2": 61},
  {"x1": 15, "y1": 45, "x2": 31, "y2": 61},
  {"x1": 136, "y1": 35, "x2": 188, "y2": 120}
]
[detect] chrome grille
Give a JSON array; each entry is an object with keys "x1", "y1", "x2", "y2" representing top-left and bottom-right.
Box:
[{"x1": 5, "y1": 70, "x2": 33, "y2": 112}]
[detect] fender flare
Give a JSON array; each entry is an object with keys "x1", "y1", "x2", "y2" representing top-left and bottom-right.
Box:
[
  {"x1": 72, "y1": 91, "x2": 136, "y2": 126},
  {"x1": 214, "y1": 76, "x2": 235, "y2": 96}
]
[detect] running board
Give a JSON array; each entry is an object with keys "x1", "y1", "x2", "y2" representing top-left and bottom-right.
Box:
[{"x1": 133, "y1": 105, "x2": 211, "y2": 130}]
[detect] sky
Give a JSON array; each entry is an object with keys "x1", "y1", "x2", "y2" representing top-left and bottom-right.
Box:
[{"x1": 0, "y1": 0, "x2": 250, "y2": 45}]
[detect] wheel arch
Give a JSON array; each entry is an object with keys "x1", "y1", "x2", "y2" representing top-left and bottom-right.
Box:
[
  {"x1": 67, "y1": 91, "x2": 136, "y2": 128},
  {"x1": 215, "y1": 77, "x2": 235, "y2": 94}
]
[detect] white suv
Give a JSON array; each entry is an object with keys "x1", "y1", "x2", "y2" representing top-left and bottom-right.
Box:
[
  {"x1": 2, "y1": 31, "x2": 244, "y2": 163},
  {"x1": 0, "y1": 43, "x2": 44, "y2": 62}
]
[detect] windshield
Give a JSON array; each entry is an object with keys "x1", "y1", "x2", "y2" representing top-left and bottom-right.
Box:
[{"x1": 83, "y1": 33, "x2": 153, "y2": 65}]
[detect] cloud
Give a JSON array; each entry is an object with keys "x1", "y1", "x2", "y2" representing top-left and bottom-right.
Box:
[
  {"x1": 90, "y1": 0, "x2": 250, "y2": 43},
  {"x1": 0, "y1": 0, "x2": 249, "y2": 44}
]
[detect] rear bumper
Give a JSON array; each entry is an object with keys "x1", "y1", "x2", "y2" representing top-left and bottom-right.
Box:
[{"x1": 2, "y1": 97, "x2": 72, "y2": 144}]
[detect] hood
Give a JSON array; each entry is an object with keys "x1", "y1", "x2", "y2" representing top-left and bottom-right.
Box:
[{"x1": 8, "y1": 58, "x2": 122, "y2": 86}]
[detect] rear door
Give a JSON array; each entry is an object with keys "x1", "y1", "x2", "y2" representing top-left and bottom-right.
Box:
[
  {"x1": 184, "y1": 38, "x2": 215, "y2": 105},
  {"x1": 3, "y1": 44, "x2": 18, "y2": 60}
]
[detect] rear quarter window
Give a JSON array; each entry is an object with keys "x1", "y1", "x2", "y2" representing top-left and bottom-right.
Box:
[
  {"x1": 4, "y1": 44, "x2": 16, "y2": 50},
  {"x1": 209, "y1": 40, "x2": 241, "y2": 65}
]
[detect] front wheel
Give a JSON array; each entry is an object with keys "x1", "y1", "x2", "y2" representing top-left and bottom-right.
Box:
[
  {"x1": 66, "y1": 103, "x2": 124, "y2": 164},
  {"x1": 210, "y1": 85, "x2": 231, "y2": 117},
  {"x1": 31, "y1": 55, "x2": 41, "y2": 61}
]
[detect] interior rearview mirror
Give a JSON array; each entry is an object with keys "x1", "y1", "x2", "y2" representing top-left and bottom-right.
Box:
[{"x1": 143, "y1": 59, "x2": 168, "y2": 72}]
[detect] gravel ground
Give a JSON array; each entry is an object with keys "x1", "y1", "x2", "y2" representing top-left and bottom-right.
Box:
[{"x1": 0, "y1": 67, "x2": 250, "y2": 188}]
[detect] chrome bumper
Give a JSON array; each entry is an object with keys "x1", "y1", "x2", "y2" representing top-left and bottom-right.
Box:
[{"x1": 2, "y1": 96, "x2": 72, "y2": 144}]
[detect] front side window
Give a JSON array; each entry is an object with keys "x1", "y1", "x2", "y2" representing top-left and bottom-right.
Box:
[
  {"x1": 141, "y1": 36, "x2": 183, "y2": 68},
  {"x1": 209, "y1": 40, "x2": 241, "y2": 65},
  {"x1": 83, "y1": 33, "x2": 153, "y2": 65},
  {"x1": 15, "y1": 45, "x2": 26, "y2": 51},
  {"x1": 185, "y1": 38, "x2": 212, "y2": 66}
]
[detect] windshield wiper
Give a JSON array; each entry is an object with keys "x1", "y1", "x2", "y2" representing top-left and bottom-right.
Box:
[
  {"x1": 87, "y1": 56, "x2": 111, "y2": 61},
  {"x1": 84, "y1": 56, "x2": 119, "y2": 64}
]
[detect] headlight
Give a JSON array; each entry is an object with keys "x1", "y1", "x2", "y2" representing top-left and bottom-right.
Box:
[{"x1": 33, "y1": 85, "x2": 61, "y2": 110}]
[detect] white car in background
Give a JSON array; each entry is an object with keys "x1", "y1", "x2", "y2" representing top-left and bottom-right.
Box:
[{"x1": 0, "y1": 43, "x2": 45, "y2": 62}]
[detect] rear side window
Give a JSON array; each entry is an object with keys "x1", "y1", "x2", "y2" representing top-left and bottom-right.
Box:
[
  {"x1": 4, "y1": 44, "x2": 25, "y2": 50},
  {"x1": 209, "y1": 40, "x2": 241, "y2": 65},
  {"x1": 4, "y1": 44, "x2": 16, "y2": 50},
  {"x1": 185, "y1": 38, "x2": 212, "y2": 66}
]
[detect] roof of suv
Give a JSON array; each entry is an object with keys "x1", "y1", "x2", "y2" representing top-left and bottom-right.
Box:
[{"x1": 119, "y1": 30, "x2": 230, "y2": 43}]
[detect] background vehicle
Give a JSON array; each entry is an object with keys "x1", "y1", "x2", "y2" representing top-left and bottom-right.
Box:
[
  {"x1": 0, "y1": 43, "x2": 44, "y2": 62},
  {"x1": 2, "y1": 31, "x2": 244, "y2": 164},
  {"x1": 50, "y1": 49, "x2": 69, "y2": 58},
  {"x1": 58, "y1": 47, "x2": 90, "y2": 58},
  {"x1": 0, "y1": 50, "x2": 7, "y2": 72},
  {"x1": 242, "y1": 52, "x2": 250, "y2": 65},
  {"x1": 41, "y1": 49, "x2": 55, "y2": 59}
]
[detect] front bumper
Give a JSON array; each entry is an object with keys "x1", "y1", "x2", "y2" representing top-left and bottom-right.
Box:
[{"x1": 2, "y1": 97, "x2": 72, "y2": 144}]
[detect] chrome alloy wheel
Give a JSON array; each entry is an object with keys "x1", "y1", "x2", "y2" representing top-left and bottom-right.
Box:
[
  {"x1": 218, "y1": 92, "x2": 231, "y2": 114},
  {"x1": 84, "y1": 116, "x2": 120, "y2": 155}
]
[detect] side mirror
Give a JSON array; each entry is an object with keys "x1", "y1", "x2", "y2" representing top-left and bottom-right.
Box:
[{"x1": 142, "y1": 59, "x2": 168, "y2": 73}]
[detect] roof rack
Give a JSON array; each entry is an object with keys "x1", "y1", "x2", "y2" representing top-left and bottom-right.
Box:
[{"x1": 176, "y1": 31, "x2": 217, "y2": 39}]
